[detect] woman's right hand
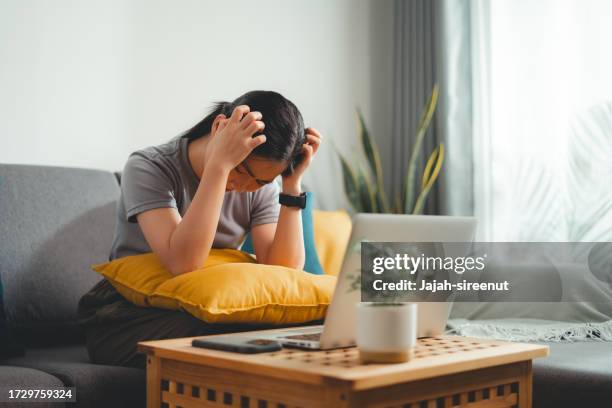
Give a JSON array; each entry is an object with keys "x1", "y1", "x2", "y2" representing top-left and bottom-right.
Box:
[{"x1": 205, "y1": 105, "x2": 267, "y2": 172}]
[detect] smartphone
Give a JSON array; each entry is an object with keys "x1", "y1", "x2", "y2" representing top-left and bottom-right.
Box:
[{"x1": 191, "y1": 335, "x2": 282, "y2": 354}]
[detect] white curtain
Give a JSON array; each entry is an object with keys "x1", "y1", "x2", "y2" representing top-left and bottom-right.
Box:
[
  {"x1": 471, "y1": 0, "x2": 612, "y2": 241},
  {"x1": 391, "y1": 0, "x2": 475, "y2": 216},
  {"x1": 436, "y1": 0, "x2": 475, "y2": 216}
]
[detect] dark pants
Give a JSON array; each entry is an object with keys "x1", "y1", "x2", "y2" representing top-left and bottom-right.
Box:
[{"x1": 77, "y1": 279, "x2": 312, "y2": 370}]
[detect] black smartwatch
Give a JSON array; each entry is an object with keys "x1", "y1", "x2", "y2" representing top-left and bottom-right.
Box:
[{"x1": 279, "y1": 192, "x2": 307, "y2": 209}]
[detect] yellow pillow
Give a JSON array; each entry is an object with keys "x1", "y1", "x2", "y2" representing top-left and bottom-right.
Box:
[
  {"x1": 92, "y1": 249, "x2": 255, "y2": 307},
  {"x1": 92, "y1": 249, "x2": 336, "y2": 324},
  {"x1": 312, "y1": 210, "x2": 352, "y2": 276},
  {"x1": 150, "y1": 263, "x2": 336, "y2": 324}
]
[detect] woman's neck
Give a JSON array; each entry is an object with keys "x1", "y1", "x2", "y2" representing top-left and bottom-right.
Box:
[{"x1": 187, "y1": 134, "x2": 210, "y2": 180}]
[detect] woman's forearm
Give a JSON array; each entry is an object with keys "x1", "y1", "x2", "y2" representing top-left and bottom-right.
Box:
[
  {"x1": 265, "y1": 185, "x2": 306, "y2": 269},
  {"x1": 167, "y1": 162, "x2": 229, "y2": 275}
]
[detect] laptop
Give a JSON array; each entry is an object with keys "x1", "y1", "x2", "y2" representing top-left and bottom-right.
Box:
[{"x1": 263, "y1": 213, "x2": 477, "y2": 350}]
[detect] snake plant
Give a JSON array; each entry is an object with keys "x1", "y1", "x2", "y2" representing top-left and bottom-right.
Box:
[{"x1": 338, "y1": 85, "x2": 443, "y2": 214}]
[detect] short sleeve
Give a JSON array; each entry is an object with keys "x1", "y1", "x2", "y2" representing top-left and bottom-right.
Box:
[
  {"x1": 250, "y1": 180, "x2": 281, "y2": 227},
  {"x1": 121, "y1": 153, "x2": 178, "y2": 223}
]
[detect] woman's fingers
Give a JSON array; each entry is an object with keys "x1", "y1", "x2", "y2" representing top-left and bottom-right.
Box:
[
  {"x1": 293, "y1": 144, "x2": 314, "y2": 174},
  {"x1": 245, "y1": 120, "x2": 265, "y2": 136},
  {"x1": 291, "y1": 126, "x2": 322, "y2": 175},
  {"x1": 303, "y1": 143, "x2": 314, "y2": 159},
  {"x1": 248, "y1": 134, "x2": 267, "y2": 150},
  {"x1": 305, "y1": 131, "x2": 322, "y2": 155},
  {"x1": 230, "y1": 105, "x2": 250, "y2": 123},
  {"x1": 240, "y1": 111, "x2": 262, "y2": 129},
  {"x1": 305, "y1": 132, "x2": 321, "y2": 145},
  {"x1": 305, "y1": 127, "x2": 323, "y2": 139},
  {"x1": 300, "y1": 145, "x2": 314, "y2": 172}
]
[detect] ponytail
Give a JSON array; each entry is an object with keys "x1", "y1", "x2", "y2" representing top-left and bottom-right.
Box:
[{"x1": 181, "y1": 101, "x2": 232, "y2": 140}]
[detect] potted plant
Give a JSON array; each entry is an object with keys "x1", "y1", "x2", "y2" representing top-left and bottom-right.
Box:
[
  {"x1": 340, "y1": 86, "x2": 441, "y2": 363},
  {"x1": 356, "y1": 302, "x2": 417, "y2": 363},
  {"x1": 349, "y1": 243, "x2": 422, "y2": 364},
  {"x1": 338, "y1": 85, "x2": 443, "y2": 215}
]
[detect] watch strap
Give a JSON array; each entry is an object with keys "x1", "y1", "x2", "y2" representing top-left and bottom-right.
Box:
[{"x1": 279, "y1": 192, "x2": 307, "y2": 209}]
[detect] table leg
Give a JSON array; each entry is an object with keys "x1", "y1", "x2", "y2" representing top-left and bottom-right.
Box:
[
  {"x1": 147, "y1": 355, "x2": 161, "y2": 408},
  {"x1": 519, "y1": 360, "x2": 533, "y2": 408}
]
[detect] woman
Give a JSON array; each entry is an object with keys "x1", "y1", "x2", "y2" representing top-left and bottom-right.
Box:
[{"x1": 77, "y1": 90, "x2": 322, "y2": 369}]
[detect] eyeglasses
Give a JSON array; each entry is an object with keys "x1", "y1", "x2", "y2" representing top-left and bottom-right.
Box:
[{"x1": 234, "y1": 161, "x2": 274, "y2": 186}]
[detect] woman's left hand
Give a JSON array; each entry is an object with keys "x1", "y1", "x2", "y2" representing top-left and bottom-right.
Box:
[{"x1": 282, "y1": 127, "x2": 322, "y2": 192}]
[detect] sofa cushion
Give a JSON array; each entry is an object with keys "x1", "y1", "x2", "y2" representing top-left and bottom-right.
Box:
[
  {"x1": 150, "y1": 262, "x2": 336, "y2": 324},
  {"x1": 4, "y1": 345, "x2": 145, "y2": 408},
  {"x1": 93, "y1": 249, "x2": 256, "y2": 307},
  {"x1": 0, "y1": 164, "x2": 119, "y2": 345},
  {"x1": 94, "y1": 251, "x2": 337, "y2": 324},
  {"x1": 0, "y1": 365, "x2": 65, "y2": 407},
  {"x1": 533, "y1": 342, "x2": 612, "y2": 408}
]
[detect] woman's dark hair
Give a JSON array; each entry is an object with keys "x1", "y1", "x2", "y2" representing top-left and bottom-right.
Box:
[{"x1": 182, "y1": 90, "x2": 305, "y2": 177}]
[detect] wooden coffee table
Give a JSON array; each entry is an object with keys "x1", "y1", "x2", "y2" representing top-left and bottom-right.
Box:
[{"x1": 138, "y1": 330, "x2": 548, "y2": 408}]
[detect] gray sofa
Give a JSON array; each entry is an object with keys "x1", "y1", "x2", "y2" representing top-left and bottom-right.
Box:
[
  {"x1": 0, "y1": 164, "x2": 144, "y2": 407},
  {"x1": 0, "y1": 163, "x2": 610, "y2": 408}
]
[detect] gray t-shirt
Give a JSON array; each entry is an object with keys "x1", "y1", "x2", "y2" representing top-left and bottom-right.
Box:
[{"x1": 109, "y1": 135, "x2": 280, "y2": 260}]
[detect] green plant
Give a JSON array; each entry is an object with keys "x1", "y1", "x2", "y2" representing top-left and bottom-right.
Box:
[{"x1": 338, "y1": 85, "x2": 444, "y2": 214}]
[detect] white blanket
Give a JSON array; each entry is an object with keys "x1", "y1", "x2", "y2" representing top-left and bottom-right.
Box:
[{"x1": 447, "y1": 318, "x2": 612, "y2": 342}]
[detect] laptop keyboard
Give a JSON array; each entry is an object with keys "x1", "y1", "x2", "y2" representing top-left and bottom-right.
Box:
[{"x1": 283, "y1": 332, "x2": 322, "y2": 341}]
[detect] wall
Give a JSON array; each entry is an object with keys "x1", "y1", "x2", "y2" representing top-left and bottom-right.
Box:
[{"x1": 0, "y1": 0, "x2": 393, "y2": 210}]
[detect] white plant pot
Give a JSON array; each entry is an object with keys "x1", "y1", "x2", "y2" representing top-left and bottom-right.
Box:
[{"x1": 356, "y1": 302, "x2": 418, "y2": 364}]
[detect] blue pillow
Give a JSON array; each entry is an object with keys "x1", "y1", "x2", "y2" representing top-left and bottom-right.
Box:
[{"x1": 241, "y1": 191, "x2": 324, "y2": 275}]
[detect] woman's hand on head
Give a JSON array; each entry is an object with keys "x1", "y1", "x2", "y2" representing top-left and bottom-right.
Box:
[
  {"x1": 282, "y1": 127, "x2": 322, "y2": 190},
  {"x1": 205, "y1": 105, "x2": 267, "y2": 172}
]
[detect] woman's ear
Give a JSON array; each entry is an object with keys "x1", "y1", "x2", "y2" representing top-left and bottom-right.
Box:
[{"x1": 211, "y1": 114, "x2": 227, "y2": 135}]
